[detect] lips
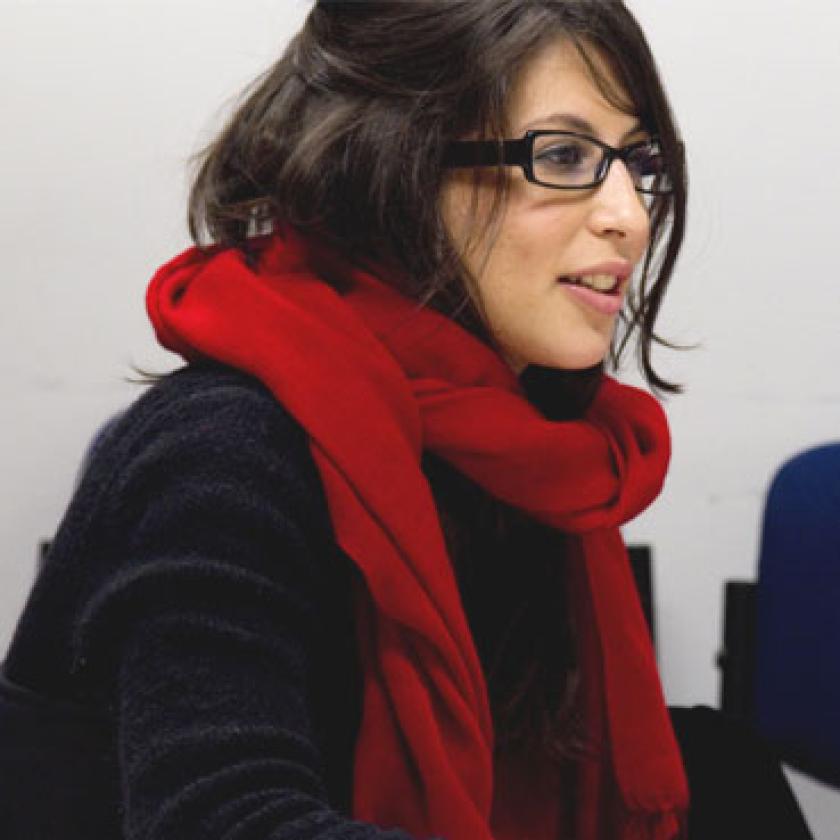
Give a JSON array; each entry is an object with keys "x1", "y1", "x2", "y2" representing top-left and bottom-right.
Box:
[{"x1": 557, "y1": 269, "x2": 628, "y2": 316}]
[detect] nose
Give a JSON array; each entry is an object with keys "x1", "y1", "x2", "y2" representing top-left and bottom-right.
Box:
[{"x1": 587, "y1": 159, "x2": 650, "y2": 255}]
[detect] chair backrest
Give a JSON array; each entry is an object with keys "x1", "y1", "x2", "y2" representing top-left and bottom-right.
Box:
[
  {"x1": 753, "y1": 442, "x2": 840, "y2": 786},
  {"x1": 718, "y1": 579, "x2": 757, "y2": 720},
  {"x1": 627, "y1": 544, "x2": 656, "y2": 648}
]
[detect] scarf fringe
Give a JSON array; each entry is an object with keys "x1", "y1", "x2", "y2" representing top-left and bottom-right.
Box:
[{"x1": 623, "y1": 809, "x2": 688, "y2": 840}]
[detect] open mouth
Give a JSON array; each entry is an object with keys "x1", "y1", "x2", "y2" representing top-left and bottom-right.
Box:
[{"x1": 558, "y1": 274, "x2": 622, "y2": 295}]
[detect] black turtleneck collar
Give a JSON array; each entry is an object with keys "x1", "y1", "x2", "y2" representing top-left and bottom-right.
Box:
[{"x1": 518, "y1": 363, "x2": 604, "y2": 422}]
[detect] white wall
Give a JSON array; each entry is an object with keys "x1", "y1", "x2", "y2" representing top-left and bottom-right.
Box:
[
  {"x1": 2, "y1": 1, "x2": 839, "y2": 835},
  {"x1": 1, "y1": 0, "x2": 310, "y2": 632}
]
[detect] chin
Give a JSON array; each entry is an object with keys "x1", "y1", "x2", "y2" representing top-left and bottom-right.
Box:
[
  {"x1": 536, "y1": 341, "x2": 610, "y2": 372},
  {"x1": 499, "y1": 329, "x2": 612, "y2": 374}
]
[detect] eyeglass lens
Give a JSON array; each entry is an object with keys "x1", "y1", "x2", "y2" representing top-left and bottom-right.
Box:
[{"x1": 531, "y1": 134, "x2": 671, "y2": 193}]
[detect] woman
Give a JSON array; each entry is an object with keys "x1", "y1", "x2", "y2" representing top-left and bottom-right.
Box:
[{"x1": 0, "y1": 2, "x2": 812, "y2": 839}]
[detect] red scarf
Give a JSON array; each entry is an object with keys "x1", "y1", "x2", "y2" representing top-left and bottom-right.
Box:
[{"x1": 147, "y1": 229, "x2": 688, "y2": 840}]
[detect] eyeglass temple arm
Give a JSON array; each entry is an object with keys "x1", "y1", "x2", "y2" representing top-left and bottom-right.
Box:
[{"x1": 442, "y1": 139, "x2": 529, "y2": 168}]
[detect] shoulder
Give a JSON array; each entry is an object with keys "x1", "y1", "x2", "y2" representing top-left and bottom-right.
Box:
[
  {"x1": 4, "y1": 362, "x2": 342, "y2": 696},
  {"x1": 86, "y1": 361, "x2": 324, "y2": 523},
  {"x1": 70, "y1": 361, "x2": 338, "y2": 579},
  {"x1": 107, "y1": 361, "x2": 310, "y2": 456}
]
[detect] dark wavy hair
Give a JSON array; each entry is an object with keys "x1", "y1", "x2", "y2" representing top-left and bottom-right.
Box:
[{"x1": 188, "y1": 0, "x2": 687, "y2": 393}]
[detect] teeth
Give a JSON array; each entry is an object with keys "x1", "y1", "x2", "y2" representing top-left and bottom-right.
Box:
[{"x1": 565, "y1": 274, "x2": 618, "y2": 293}]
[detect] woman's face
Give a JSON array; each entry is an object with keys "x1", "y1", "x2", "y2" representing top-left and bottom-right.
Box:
[{"x1": 441, "y1": 39, "x2": 651, "y2": 373}]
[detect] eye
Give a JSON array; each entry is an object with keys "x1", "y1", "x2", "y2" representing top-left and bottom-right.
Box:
[
  {"x1": 622, "y1": 139, "x2": 674, "y2": 195},
  {"x1": 533, "y1": 138, "x2": 597, "y2": 173},
  {"x1": 626, "y1": 140, "x2": 666, "y2": 178}
]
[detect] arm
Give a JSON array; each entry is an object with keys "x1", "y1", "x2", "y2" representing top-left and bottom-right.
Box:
[{"x1": 73, "y1": 366, "x2": 419, "y2": 840}]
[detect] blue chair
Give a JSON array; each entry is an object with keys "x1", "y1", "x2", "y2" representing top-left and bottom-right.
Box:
[
  {"x1": 719, "y1": 443, "x2": 840, "y2": 788},
  {"x1": 754, "y1": 443, "x2": 840, "y2": 786}
]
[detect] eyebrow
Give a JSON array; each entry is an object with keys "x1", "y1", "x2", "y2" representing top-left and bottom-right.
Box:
[{"x1": 520, "y1": 112, "x2": 645, "y2": 143}]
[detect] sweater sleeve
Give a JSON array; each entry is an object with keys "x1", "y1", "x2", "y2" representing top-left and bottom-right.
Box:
[{"x1": 71, "y1": 366, "x2": 419, "y2": 840}]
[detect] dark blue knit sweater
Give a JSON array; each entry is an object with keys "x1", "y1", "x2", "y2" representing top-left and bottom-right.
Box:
[{"x1": 1, "y1": 363, "x2": 416, "y2": 839}]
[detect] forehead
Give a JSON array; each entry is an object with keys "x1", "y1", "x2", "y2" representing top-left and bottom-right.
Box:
[{"x1": 506, "y1": 37, "x2": 639, "y2": 140}]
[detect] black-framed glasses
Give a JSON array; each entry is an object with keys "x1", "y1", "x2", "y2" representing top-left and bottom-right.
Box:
[{"x1": 442, "y1": 130, "x2": 674, "y2": 195}]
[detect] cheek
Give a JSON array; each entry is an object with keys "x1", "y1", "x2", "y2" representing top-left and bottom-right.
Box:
[
  {"x1": 474, "y1": 222, "x2": 556, "y2": 348},
  {"x1": 439, "y1": 175, "x2": 500, "y2": 262},
  {"x1": 479, "y1": 201, "x2": 578, "y2": 296}
]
